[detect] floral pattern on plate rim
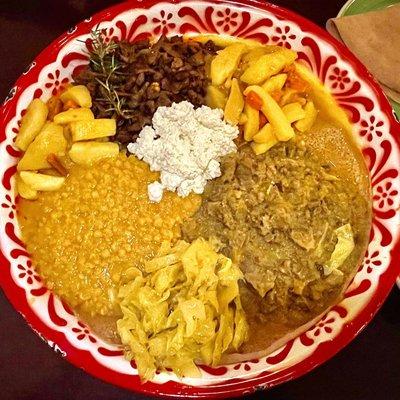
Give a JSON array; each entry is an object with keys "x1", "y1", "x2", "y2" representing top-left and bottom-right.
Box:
[{"x1": 0, "y1": 0, "x2": 400, "y2": 398}]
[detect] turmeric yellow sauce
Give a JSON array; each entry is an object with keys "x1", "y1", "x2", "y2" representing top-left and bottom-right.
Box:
[{"x1": 18, "y1": 153, "x2": 201, "y2": 318}]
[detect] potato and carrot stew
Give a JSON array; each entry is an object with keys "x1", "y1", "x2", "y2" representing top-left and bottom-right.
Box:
[
  {"x1": 194, "y1": 35, "x2": 317, "y2": 155},
  {"x1": 15, "y1": 85, "x2": 118, "y2": 198}
]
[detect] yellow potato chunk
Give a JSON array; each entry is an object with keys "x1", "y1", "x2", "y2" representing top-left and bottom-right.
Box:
[
  {"x1": 20, "y1": 171, "x2": 65, "y2": 191},
  {"x1": 211, "y1": 44, "x2": 246, "y2": 86},
  {"x1": 241, "y1": 46, "x2": 280, "y2": 64},
  {"x1": 224, "y1": 78, "x2": 244, "y2": 126},
  {"x1": 53, "y1": 108, "x2": 94, "y2": 125},
  {"x1": 16, "y1": 174, "x2": 37, "y2": 200},
  {"x1": 238, "y1": 112, "x2": 247, "y2": 125},
  {"x1": 243, "y1": 103, "x2": 259, "y2": 141},
  {"x1": 47, "y1": 96, "x2": 63, "y2": 121},
  {"x1": 69, "y1": 142, "x2": 119, "y2": 166},
  {"x1": 279, "y1": 88, "x2": 298, "y2": 106},
  {"x1": 295, "y1": 101, "x2": 318, "y2": 132},
  {"x1": 206, "y1": 86, "x2": 227, "y2": 110},
  {"x1": 261, "y1": 73, "x2": 287, "y2": 93},
  {"x1": 187, "y1": 34, "x2": 262, "y2": 48},
  {"x1": 252, "y1": 123, "x2": 277, "y2": 146},
  {"x1": 251, "y1": 136, "x2": 278, "y2": 155},
  {"x1": 70, "y1": 119, "x2": 116, "y2": 141},
  {"x1": 244, "y1": 86, "x2": 295, "y2": 141},
  {"x1": 17, "y1": 123, "x2": 67, "y2": 171},
  {"x1": 282, "y1": 102, "x2": 306, "y2": 124},
  {"x1": 15, "y1": 99, "x2": 48, "y2": 151},
  {"x1": 240, "y1": 49, "x2": 297, "y2": 85},
  {"x1": 60, "y1": 85, "x2": 92, "y2": 108}
]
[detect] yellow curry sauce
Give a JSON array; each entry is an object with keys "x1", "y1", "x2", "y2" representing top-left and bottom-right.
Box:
[{"x1": 18, "y1": 153, "x2": 201, "y2": 319}]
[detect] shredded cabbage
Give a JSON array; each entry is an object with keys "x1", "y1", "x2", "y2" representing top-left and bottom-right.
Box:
[
  {"x1": 324, "y1": 223, "x2": 355, "y2": 276},
  {"x1": 117, "y1": 238, "x2": 248, "y2": 381}
]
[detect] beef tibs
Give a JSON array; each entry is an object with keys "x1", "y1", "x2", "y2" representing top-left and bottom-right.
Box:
[{"x1": 75, "y1": 35, "x2": 218, "y2": 144}]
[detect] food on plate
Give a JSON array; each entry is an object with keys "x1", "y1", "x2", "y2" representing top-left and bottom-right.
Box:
[
  {"x1": 244, "y1": 85, "x2": 295, "y2": 141},
  {"x1": 68, "y1": 141, "x2": 119, "y2": 165},
  {"x1": 240, "y1": 48, "x2": 297, "y2": 84},
  {"x1": 74, "y1": 32, "x2": 218, "y2": 144},
  {"x1": 47, "y1": 95, "x2": 64, "y2": 120},
  {"x1": 16, "y1": 174, "x2": 38, "y2": 200},
  {"x1": 18, "y1": 153, "x2": 201, "y2": 326},
  {"x1": 187, "y1": 33, "x2": 262, "y2": 49},
  {"x1": 203, "y1": 38, "x2": 321, "y2": 155},
  {"x1": 182, "y1": 132, "x2": 370, "y2": 359},
  {"x1": 261, "y1": 73, "x2": 287, "y2": 93},
  {"x1": 46, "y1": 153, "x2": 68, "y2": 176},
  {"x1": 206, "y1": 85, "x2": 227, "y2": 110},
  {"x1": 295, "y1": 100, "x2": 317, "y2": 132},
  {"x1": 70, "y1": 118, "x2": 116, "y2": 141},
  {"x1": 60, "y1": 84, "x2": 92, "y2": 108},
  {"x1": 53, "y1": 107, "x2": 94, "y2": 124},
  {"x1": 17, "y1": 123, "x2": 67, "y2": 171},
  {"x1": 118, "y1": 238, "x2": 248, "y2": 381},
  {"x1": 294, "y1": 62, "x2": 351, "y2": 132},
  {"x1": 243, "y1": 101, "x2": 260, "y2": 141},
  {"x1": 14, "y1": 85, "x2": 119, "y2": 198},
  {"x1": 68, "y1": 141, "x2": 120, "y2": 165},
  {"x1": 210, "y1": 43, "x2": 246, "y2": 86},
  {"x1": 15, "y1": 99, "x2": 48, "y2": 151},
  {"x1": 19, "y1": 171, "x2": 65, "y2": 191},
  {"x1": 282, "y1": 102, "x2": 306, "y2": 123},
  {"x1": 16, "y1": 31, "x2": 372, "y2": 380},
  {"x1": 224, "y1": 78, "x2": 244, "y2": 125},
  {"x1": 127, "y1": 101, "x2": 238, "y2": 201}
]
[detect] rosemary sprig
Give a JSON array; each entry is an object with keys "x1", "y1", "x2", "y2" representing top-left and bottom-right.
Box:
[
  {"x1": 85, "y1": 25, "x2": 133, "y2": 119},
  {"x1": 88, "y1": 24, "x2": 119, "y2": 75},
  {"x1": 96, "y1": 77, "x2": 126, "y2": 117},
  {"x1": 95, "y1": 55, "x2": 135, "y2": 119}
]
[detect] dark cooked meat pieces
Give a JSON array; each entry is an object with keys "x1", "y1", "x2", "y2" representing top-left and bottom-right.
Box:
[{"x1": 74, "y1": 36, "x2": 218, "y2": 144}]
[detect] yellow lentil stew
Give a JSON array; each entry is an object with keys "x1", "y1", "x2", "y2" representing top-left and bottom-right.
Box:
[{"x1": 18, "y1": 154, "x2": 201, "y2": 320}]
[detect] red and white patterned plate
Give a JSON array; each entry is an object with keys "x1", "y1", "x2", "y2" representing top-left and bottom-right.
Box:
[{"x1": 1, "y1": 0, "x2": 400, "y2": 398}]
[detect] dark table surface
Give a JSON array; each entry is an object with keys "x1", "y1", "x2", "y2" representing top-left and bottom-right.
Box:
[{"x1": 1, "y1": 1, "x2": 399, "y2": 399}]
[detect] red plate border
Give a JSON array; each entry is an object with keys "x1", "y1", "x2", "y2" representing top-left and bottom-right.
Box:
[{"x1": 1, "y1": 0, "x2": 400, "y2": 398}]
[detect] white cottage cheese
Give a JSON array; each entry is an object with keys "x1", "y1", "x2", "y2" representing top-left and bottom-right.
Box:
[{"x1": 127, "y1": 101, "x2": 239, "y2": 202}]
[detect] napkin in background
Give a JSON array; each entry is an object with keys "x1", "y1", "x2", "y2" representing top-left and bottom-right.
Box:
[{"x1": 327, "y1": 4, "x2": 400, "y2": 102}]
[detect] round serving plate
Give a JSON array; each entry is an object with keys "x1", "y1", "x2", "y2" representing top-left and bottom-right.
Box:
[{"x1": 1, "y1": 0, "x2": 400, "y2": 398}]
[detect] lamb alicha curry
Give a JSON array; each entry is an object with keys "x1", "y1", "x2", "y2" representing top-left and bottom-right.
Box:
[{"x1": 14, "y1": 31, "x2": 371, "y2": 381}]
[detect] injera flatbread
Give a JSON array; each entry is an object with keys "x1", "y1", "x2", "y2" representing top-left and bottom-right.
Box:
[{"x1": 327, "y1": 4, "x2": 400, "y2": 102}]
